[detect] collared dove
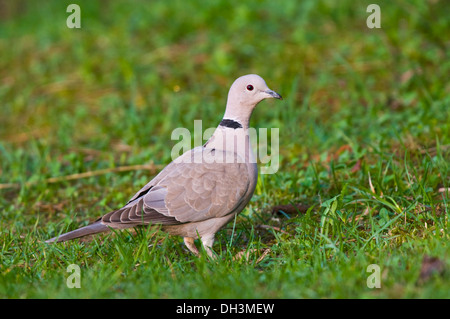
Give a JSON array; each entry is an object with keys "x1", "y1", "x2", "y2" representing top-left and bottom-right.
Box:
[{"x1": 46, "y1": 74, "x2": 282, "y2": 257}]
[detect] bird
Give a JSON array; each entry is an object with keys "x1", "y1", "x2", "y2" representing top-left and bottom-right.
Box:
[{"x1": 46, "y1": 74, "x2": 282, "y2": 257}]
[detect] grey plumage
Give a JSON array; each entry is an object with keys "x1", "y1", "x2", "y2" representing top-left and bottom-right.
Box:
[{"x1": 45, "y1": 74, "x2": 282, "y2": 257}]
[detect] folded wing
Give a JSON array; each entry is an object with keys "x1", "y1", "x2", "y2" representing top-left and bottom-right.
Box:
[{"x1": 101, "y1": 148, "x2": 250, "y2": 227}]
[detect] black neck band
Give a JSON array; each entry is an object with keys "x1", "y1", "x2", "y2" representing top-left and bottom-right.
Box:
[{"x1": 219, "y1": 119, "x2": 243, "y2": 129}]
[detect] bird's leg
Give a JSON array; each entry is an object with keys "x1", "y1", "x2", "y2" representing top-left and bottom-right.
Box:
[
  {"x1": 201, "y1": 234, "x2": 216, "y2": 258},
  {"x1": 183, "y1": 237, "x2": 199, "y2": 256}
]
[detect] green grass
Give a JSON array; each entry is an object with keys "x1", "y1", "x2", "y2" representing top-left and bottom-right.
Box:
[{"x1": 0, "y1": 0, "x2": 449, "y2": 298}]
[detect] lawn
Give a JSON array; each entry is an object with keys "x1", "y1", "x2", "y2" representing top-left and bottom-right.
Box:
[{"x1": 0, "y1": 0, "x2": 449, "y2": 298}]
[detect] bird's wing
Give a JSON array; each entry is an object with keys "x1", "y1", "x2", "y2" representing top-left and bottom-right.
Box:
[{"x1": 101, "y1": 148, "x2": 250, "y2": 226}]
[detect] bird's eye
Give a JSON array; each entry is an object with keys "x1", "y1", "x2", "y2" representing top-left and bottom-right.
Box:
[{"x1": 246, "y1": 85, "x2": 254, "y2": 91}]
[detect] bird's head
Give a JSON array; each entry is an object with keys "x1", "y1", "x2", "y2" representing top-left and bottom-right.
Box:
[
  {"x1": 228, "y1": 74, "x2": 282, "y2": 106},
  {"x1": 224, "y1": 74, "x2": 282, "y2": 127}
]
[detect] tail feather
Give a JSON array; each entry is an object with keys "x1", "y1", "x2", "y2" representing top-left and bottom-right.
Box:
[{"x1": 46, "y1": 221, "x2": 110, "y2": 243}]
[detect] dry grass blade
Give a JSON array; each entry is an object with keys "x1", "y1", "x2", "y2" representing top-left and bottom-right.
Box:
[
  {"x1": 0, "y1": 164, "x2": 162, "y2": 190},
  {"x1": 233, "y1": 248, "x2": 271, "y2": 264}
]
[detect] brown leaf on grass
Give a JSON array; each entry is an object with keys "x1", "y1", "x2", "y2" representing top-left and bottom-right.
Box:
[
  {"x1": 354, "y1": 206, "x2": 370, "y2": 224},
  {"x1": 69, "y1": 147, "x2": 105, "y2": 157},
  {"x1": 271, "y1": 203, "x2": 311, "y2": 217},
  {"x1": 36, "y1": 201, "x2": 68, "y2": 214},
  {"x1": 387, "y1": 96, "x2": 402, "y2": 110},
  {"x1": 309, "y1": 144, "x2": 352, "y2": 165},
  {"x1": 327, "y1": 144, "x2": 352, "y2": 163},
  {"x1": 112, "y1": 141, "x2": 133, "y2": 153},
  {"x1": 233, "y1": 248, "x2": 271, "y2": 264},
  {"x1": 350, "y1": 159, "x2": 362, "y2": 173},
  {"x1": 1, "y1": 127, "x2": 50, "y2": 144},
  {"x1": 417, "y1": 255, "x2": 445, "y2": 284},
  {"x1": 400, "y1": 69, "x2": 414, "y2": 84}
]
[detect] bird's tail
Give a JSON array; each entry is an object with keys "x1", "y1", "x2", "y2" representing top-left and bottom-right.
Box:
[{"x1": 45, "y1": 220, "x2": 110, "y2": 243}]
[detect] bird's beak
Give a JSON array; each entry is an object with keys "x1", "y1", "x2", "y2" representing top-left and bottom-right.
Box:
[{"x1": 265, "y1": 89, "x2": 283, "y2": 100}]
